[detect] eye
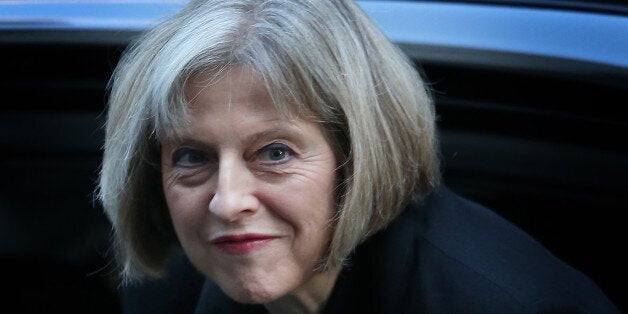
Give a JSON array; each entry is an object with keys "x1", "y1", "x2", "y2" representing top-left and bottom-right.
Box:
[
  {"x1": 257, "y1": 143, "x2": 294, "y2": 164},
  {"x1": 171, "y1": 148, "x2": 208, "y2": 168}
]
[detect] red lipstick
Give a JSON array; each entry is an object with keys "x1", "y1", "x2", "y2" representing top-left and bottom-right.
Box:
[{"x1": 210, "y1": 234, "x2": 276, "y2": 255}]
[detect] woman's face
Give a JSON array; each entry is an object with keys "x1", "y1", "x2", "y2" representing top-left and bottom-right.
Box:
[{"x1": 161, "y1": 68, "x2": 338, "y2": 304}]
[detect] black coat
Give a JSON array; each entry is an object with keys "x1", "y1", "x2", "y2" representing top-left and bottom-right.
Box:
[{"x1": 123, "y1": 187, "x2": 620, "y2": 313}]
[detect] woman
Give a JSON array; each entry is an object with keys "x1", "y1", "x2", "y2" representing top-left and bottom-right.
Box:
[{"x1": 98, "y1": 0, "x2": 619, "y2": 313}]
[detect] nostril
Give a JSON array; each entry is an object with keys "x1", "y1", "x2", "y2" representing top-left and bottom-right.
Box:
[
  {"x1": 207, "y1": 188, "x2": 260, "y2": 221},
  {"x1": 207, "y1": 159, "x2": 260, "y2": 220}
]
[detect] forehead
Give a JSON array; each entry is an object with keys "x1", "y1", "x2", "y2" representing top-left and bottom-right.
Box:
[{"x1": 185, "y1": 67, "x2": 273, "y2": 114}]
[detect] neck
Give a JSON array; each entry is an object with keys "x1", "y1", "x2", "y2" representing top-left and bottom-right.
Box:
[{"x1": 265, "y1": 267, "x2": 341, "y2": 314}]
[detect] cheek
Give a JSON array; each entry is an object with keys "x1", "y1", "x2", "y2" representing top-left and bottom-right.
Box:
[
  {"x1": 163, "y1": 183, "x2": 209, "y2": 233},
  {"x1": 263, "y1": 172, "x2": 337, "y2": 236}
]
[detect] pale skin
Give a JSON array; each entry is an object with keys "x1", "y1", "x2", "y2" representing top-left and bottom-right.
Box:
[{"x1": 161, "y1": 67, "x2": 341, "y2": 313}]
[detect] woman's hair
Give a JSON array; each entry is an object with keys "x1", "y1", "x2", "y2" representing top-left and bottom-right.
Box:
[{"x1": 98, "y1": 0, "x2": 440, "y2": 281}]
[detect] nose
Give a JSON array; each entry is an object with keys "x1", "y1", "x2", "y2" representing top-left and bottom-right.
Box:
[{"x1": 208, "y1": 157, "x2": 260, "y2": 222}]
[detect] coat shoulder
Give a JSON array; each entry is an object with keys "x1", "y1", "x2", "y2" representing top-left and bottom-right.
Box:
[{"x1": 391, "y1": 187, "x2": 620, "y2": 313}]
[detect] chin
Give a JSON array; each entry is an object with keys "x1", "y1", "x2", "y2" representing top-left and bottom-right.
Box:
[{"x1": 221, "y1": 280, "x2": 285, "y2": 304}]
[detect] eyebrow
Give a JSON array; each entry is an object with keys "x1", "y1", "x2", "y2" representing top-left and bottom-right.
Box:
[
  {"x1": 245, "y1": 128, "x2": 294, "y2": 145},
  {"x1": 173, "y1": 123, "x2": 301, "y2": 149}
]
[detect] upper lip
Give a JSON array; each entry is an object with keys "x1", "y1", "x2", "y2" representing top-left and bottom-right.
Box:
[{"x1": 209, "y1": 233, "x2": 277, "y2": 244}]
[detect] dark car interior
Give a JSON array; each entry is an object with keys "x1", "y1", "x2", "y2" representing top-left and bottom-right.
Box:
[{"x1": 2, "y1": 13, "x2": 627, "y2": 314}]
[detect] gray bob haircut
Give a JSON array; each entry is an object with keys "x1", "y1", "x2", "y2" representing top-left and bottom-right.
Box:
[{"x1": 98, "y1": 0, "x2": 440, "y2": 281}]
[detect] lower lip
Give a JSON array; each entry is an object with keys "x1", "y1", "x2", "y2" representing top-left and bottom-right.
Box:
[{"x1": 213, "y1": 238, "x2": 274, "y2": 255}]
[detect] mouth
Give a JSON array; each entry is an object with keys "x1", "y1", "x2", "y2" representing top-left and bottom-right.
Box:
[{"x1": 210, "y1": 234, "x2": 277, "y2": 255}]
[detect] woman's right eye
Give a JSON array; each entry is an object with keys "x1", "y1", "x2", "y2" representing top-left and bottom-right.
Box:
[{"x1": 171, "y1": 148, "x2": 208, "y2": 168}]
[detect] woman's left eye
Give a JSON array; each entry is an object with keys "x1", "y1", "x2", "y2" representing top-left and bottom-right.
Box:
[{"x1": 257, "y1": 143, "x2": 294, "y2": 164}]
